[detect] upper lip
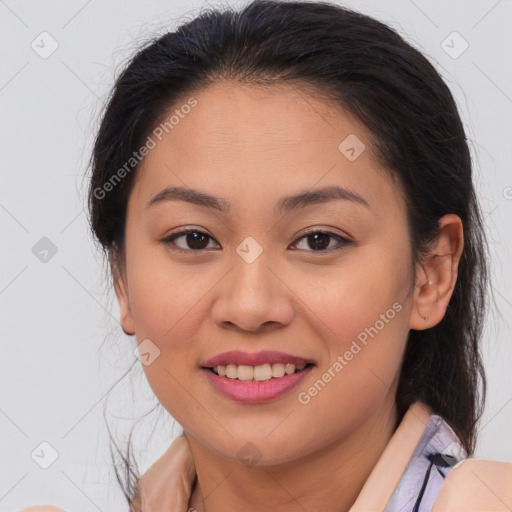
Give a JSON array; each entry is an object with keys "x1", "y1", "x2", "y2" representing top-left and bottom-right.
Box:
[{"x1": 201, "y1": 350, "x2": 314, "y2": 368}]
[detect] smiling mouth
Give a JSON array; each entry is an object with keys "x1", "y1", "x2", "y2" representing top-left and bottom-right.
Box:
[{"x1": 204, "y1": 362, "x2": 315, "y2": 382}]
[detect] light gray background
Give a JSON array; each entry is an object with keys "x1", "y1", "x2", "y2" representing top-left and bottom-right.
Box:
[{"x1": 1, "y1": 0, "x2": 511, "y2": 510}]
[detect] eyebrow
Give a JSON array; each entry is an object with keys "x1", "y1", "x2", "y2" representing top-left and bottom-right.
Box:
[{"x1": 145, "y1": 185, "x2": 370, "y2": 213}]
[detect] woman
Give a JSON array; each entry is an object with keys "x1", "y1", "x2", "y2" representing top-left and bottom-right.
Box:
[{"x1": 21, "y1": 0, "x2": 512, "y2": 510}]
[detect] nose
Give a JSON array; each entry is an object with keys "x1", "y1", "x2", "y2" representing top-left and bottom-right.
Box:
[{"x1": 211, "y1": 249, "x2": 295, "y2": 333}]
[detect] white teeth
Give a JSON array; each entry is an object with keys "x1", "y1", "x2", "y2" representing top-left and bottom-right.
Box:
[
  {"x1": 285, "y1": 363, "x2": 296, "y2": 375},
  {"x1": 212, "y1": 362, "x2": 308, "y2": 381},
  {"x1": 237, "y1": 365, "x2": 254, "y2": 381},
  {"x1": 253, "y1": 363, "x2": 272, "y2": 381},
  {"x1": 271, "y1": 363, "x2": 285, "y2": 378},
  {"x1": 225, "y1": 364, "x2": 238, "y2": 379}
]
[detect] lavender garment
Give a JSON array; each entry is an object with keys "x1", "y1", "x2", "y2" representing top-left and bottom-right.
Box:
[{"x1": 384, "y1": 414, "x2": 468, "y2": 512}]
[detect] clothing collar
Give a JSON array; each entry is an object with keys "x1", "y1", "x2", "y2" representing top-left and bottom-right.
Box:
[{"x1": 350, "y1": 401, "x2": 466, "y2": 512}]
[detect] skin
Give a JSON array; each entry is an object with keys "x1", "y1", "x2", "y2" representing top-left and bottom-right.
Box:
[{"x1": 109, "y1": 81, "x2": 463, "y2": 512}]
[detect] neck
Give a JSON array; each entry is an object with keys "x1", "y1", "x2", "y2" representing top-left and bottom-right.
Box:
[{"x1": 186, "y1": 393, "x2": 398, "y2": 512}]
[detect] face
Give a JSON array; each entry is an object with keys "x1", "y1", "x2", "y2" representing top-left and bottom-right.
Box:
[{"x1": 114, "y1": 80, "x2": 420, "y2": 466}]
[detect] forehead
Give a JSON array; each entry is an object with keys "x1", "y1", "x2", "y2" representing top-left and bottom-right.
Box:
[
  {"x1": 157, "y1": 80, "x2": 369, "y2": 155},
  {"x1": 130, "y1": 81, "x2": 404, "y2": 219}
]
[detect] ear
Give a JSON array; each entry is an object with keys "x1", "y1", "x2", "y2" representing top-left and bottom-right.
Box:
[
  {"x1": 409, "y1": 214, "x2": 464, "y2": 330},
  {"x1": 109, "y1": 247, "x2": 135, "y2": 336}
]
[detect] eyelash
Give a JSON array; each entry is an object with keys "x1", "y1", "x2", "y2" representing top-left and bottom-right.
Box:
[{"x1": 160, "y1": 227, "x2": 352, "y2": 255}]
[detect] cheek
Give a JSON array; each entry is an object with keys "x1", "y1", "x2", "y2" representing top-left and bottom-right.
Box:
[
  {"x1": 124, "y1": 245, "x2": 214, "y2": 414},
  {"x1": 126, "y1": 240, "x2": 212, "y2": 340},
  {"x1": 289, "y1": 246, "x2": 411, "y2": 411},
  {"x1": 291, "y1": 245, "x2": 409, "y2": 349}
]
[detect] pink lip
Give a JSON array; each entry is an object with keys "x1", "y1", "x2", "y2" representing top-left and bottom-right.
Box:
[
  {"x1": 201, "y1": 350, "x2": 313, "y2": 368},
  {"x1": 203, "y1": 365, "x2": 314, "y2": 403}
]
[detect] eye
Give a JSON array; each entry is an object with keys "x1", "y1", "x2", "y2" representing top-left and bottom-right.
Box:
[
  {"x1": 290, "y1": 230, "x2": 352, "y2": 252},
  {"x1": 160, "y1": 228, "x2": 220, "y2": 253},
  {"x1": 161, "y1": 228, "x2": 352, "y2": 254}
]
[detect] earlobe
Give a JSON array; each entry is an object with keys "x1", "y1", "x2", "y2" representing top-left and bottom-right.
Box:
[
  {"x1": 109, "y1": 248, "x2": 135, "y2": 336},
  {"x1": 409, "y1": 214, "x2": 464, "y2": 331}
]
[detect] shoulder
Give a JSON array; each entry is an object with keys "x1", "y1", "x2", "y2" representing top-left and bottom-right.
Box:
[{"x1": 433, "y1": 458, "x2": 512, "y2": 511}]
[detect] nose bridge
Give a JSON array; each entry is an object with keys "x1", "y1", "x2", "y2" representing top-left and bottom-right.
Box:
[
  {"x1": 230, "y1": 236, "x2": 275, "y2": 303},
  {"x1": 211, "y1": 236, "x2": 294, "y2": 331}
]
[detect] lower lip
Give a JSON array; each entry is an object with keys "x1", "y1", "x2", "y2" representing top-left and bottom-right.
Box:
[{"x1": 202, "y1": 365, "x2": 314, "y2": 403}]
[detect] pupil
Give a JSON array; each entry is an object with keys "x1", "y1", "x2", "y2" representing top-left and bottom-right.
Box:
[
  {"x1": 187, "y1": 232, "x2": 208, "y2": 249},
  {"x1": 308, "y1": 233, "x2": 329, "y2": 250}
]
